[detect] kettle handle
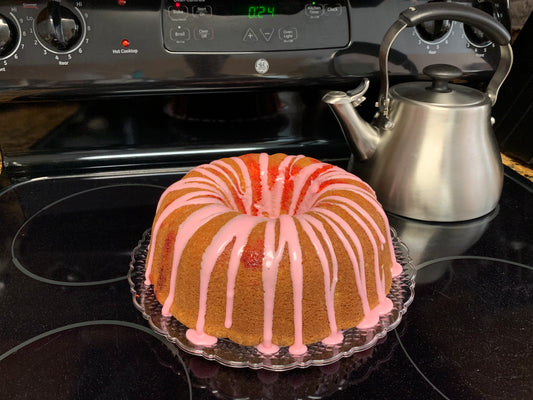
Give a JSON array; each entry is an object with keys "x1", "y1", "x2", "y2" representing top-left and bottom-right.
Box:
[{"x1": 378, "y1": 2, "x2": 513, "y2": 117}]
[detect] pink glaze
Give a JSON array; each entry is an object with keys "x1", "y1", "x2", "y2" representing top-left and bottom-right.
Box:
[
  {"x1": 281, "y1": 214, "x2": 307, "y2": 356},
  {"x1": 391, "y1": 260, "x2": 403, "y2": 277},
  {"x1": 197, "y1": 214, "x2": 264, "y2": 335},
  {"x1": 230, "y1": 157, "x2": 254, "y2": 214},
  {"x1": 224, "y1": 216, "x2": 264, "y2": 328},
  {"x1": 256, "y1": 342, "x2": 280, "y2": 355},
  {"x1": 259, "y1": 152, "x2": 270, "y2": 216},
  {"x1": 146, "y1": 153, "x2": 401, "y2": 355},
  {"x1": 186, "y1": 327, "x2": 217, "y2": 346},
  {"x1": 287, "y1": 162, "x2": 328, "y2": 215},
  {"x1": 355, "y1": 312, "x2": 380, "y2": 329},
  {"x1": 260, "y1": 219, "x2": 280, "y2": 352},
  {"x1": 162, "y1": 204, "x2": 229, "y2": 316},
  {"x1": 144, "y1": 191, "x2": 227, "y2": 285},
  {"x1": 298, "y1": 216, "x2": 341, "y2": 344},
  {"x1": 314, "y1": 208, "x2": 371, "y2": 314},
  {"x1": 322, "y1": 331, "x2": 344, "y2": 346}
]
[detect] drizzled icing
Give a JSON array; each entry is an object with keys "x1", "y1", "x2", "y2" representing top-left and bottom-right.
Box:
[{"x1": 145, "y1": 153, "x2": 402, "y2": 355}]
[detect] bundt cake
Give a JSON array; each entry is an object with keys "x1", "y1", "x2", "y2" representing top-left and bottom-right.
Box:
[{"x1": 144, "y1": 153, "x2": 402, "y2": 355}]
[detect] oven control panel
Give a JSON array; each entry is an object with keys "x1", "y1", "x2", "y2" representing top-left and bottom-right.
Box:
[
  {"x1": 0, "y1": 0, "x2": 511, "y2": 100},
  {"x1": 1, "y1": 1, "x2": 89, "y2": 65},
  {"x1": 162, "y1": 1, "x2": 349, "y2": 52}
]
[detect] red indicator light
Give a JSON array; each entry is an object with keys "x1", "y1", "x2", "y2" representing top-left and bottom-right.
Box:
[
  {"x1": 175, "y1": 2, "x2": 180, "y2": 7},
  {"x1": 121, "y1": 39, "x2": 130, "y2": 48},
  {"x1": 118, "y1": 0, "x2": 126, "y2": 6}
]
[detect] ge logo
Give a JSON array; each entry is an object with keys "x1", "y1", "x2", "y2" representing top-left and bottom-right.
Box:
[{"x1": 254, "y1": 58, "x2": 269, "y2": 74}]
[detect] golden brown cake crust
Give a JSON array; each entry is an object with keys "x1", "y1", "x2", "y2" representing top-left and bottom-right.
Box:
[{"x1": 145, "y1": 153, "x2": 397, "y2": 351}]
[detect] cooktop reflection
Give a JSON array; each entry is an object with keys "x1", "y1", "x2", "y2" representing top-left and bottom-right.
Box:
[
  {"x1": 0, "y1": 167, "x2": 531, "y2": 399},
  {"x1": 11, "y1": 184, "x2": 163, "y2": 285}
]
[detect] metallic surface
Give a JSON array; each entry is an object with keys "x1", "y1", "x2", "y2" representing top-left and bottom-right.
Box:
[
  {"x1": 357, "y1": 97, "x2": 504, "y2": 221},
  {"x1": 322, "y1": 79, "x2": 379, "y2": 161},
  {"x1": 323, "y1": 2, "x2": 513, "y2": 222},
  {"x1": 324, "y1": 80, "x2": 505, "y2": 221},
  {"x1": 378, "y1": 2, "x2": 512, "y2": 114}
]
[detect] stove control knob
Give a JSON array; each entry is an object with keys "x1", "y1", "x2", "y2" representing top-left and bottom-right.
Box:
[
  {"x1": 0, "y1": 14, "x2": 18, "y2": 58},
  {"x1": 415, "y1": 18, "x2": 452, "y2": 43},
  {"x1": 35, "y1": 1, "x2": 82, "y2": 52},
  {"x1": 464, "y1": 2, "x2": 497, "y2": 47}
]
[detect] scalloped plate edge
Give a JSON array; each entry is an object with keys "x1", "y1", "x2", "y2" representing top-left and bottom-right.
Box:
[{"x1": 128, "y1": 228, "x2": 416, "y2": 371}]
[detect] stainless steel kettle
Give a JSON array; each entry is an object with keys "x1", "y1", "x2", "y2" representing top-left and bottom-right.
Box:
[{"x1": 323, "y1": 3, "x2": 513, "y2": 222}]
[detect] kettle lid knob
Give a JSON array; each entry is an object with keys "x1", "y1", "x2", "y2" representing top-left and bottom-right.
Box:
[{"x1": 423, "y1": 64, "x2": 463, "y2": 93}]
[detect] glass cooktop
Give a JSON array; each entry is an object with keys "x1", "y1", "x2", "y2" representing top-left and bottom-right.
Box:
[{"x1": 0, "y1": 166, "x2": 531, "y2": 399}]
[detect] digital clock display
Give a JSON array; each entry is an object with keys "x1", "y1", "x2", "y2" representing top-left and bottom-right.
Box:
[
  {"x1": 248, "y1": 5, "x2": 275, "y2": 18},
  {"x1": 164, "y1": 0, "x2": 350, "y2": 52}
]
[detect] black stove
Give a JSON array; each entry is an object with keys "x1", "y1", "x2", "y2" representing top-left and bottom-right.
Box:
[
  {"x1": 1, "y1": 1, "x2": 531, "y2": 399},
  {"x1": 0, "y1": 99, "x2": 531, "y2": 398}
]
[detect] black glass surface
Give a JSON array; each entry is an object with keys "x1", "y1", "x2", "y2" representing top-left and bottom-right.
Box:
[
  {"x1": 0, "y1": 167, "x2": 531, "y2": 399},
  {"x1": 0, "y1": 322, "x2": 192, "y2": 399},
  {"x1": 12, "y1": 184, "x2": 163, "y2": 285}
]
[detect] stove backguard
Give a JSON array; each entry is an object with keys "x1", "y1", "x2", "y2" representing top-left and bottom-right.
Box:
[
  {"x1": 0, "y1": 0, "x2": 510, "y2": 100},
  {"x1": 0, "y1": 0, "x2": 512, "y2": 181}
]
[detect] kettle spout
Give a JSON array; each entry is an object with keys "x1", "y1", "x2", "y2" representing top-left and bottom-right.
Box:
[{"x1": 322, "y1": 79, "x2": 380, "y2": 161}]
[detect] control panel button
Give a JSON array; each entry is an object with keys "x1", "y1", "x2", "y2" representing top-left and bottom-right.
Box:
[
  {"x1": 170, "y1": 27, "x2": 191, "y2": 42},
  {"x1": 162, "y1": 1, "x2": 349, "y2": 52},
  {"x1": 325, "y1": 4, "x2": 342, "y2": 16},
  {"x1": 194, "y1": 27, "x2": 214, "y2": 40},
  {"x1": 305, "y1": 4, "x2": 324, "y2": 18},
  {"x1": 279, "y1": 27, "x2": 298, "y2": 43},
  {"x1": 168, "y1": 5, "x2": 188, "y2": 21},
  {"x1": 192, "y1": 6, "x2": 212, "y2": 17},
  {"x1": 260, "y1": 28, "x2": 274, "y2": 42},
  {"x1": 243, "y1": 28, "x2": 259, "y2": 42}
]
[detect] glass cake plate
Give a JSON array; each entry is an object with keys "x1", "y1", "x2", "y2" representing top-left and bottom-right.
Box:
[{"x1": 128, "y1": 228, "x2": 415, "y2": 371}]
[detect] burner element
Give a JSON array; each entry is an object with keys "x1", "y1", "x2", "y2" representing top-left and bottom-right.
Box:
[
  {"x1": 12, "y1": 184, "x2": 163, "y2": 286},
  {"x1": 0, "y1": 321, "x2": 192, "y2": 398},
  {"x1": 398, "y1": 258, "x2": 533, "y2": 399}
]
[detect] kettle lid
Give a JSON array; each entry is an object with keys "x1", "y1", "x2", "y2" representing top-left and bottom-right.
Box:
[{"x1": 391, "y1": 64, "x2": 489, "y2": 107}]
